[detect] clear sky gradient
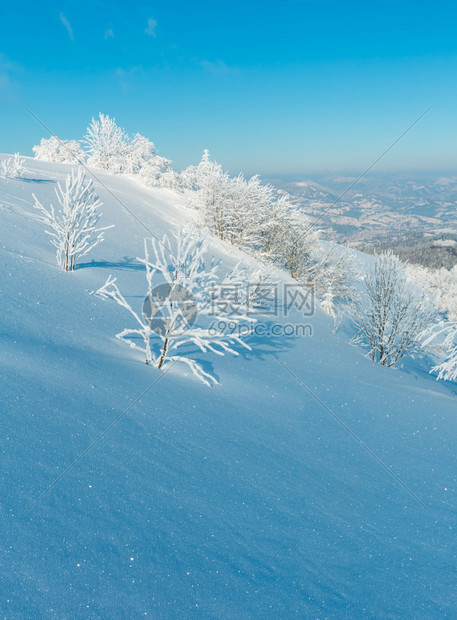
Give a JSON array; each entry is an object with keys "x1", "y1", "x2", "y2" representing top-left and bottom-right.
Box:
[{"x1": 0, "y1": 0, "x2": 456, "y2": 176}]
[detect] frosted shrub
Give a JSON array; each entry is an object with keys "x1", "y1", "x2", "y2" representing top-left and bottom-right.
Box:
[
  {"x1": 422, "y1": 322, "x2": 457, "y2": 382},
  {"x1": 84, "y1": 113, "x2": 129, "y2": 172},
  {"x1": 33, "y1": 137, "x2": 86, "y2": 164},
  {"x1": 84, "y1": 114, "x2": 180, "y2": 187},
  {"x1": 33, "y1": 168, "x2": 113, "y2": 271},
  {"x1": 138, "y1": 155, "x2": 179, "y2": 189},
  {"x1": 96, "y1": 227, "x2": 255, "y2": 386},
  {"x1": 406, "y1": 263, "x2": 457, "y2": 322},
  {"x1": 123, "y1": 133, "x2": 156, "y2": 175},
  {"x1": 352, "y1": 251, "x2": 436, "y2": 366},
  {"x1": 0, "y1": 153, "x2": 26, "y2": 178}
]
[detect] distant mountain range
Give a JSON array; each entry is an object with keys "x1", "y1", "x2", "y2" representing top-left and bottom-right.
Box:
[{"x1": 269, "y1": 174, "x2": 457, "y2": 248}]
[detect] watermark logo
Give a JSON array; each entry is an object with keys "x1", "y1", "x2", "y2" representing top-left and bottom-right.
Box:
[
  {"x1": 208, "y1": 282, "x2": 314, "y2": 318},
  {"x1": 283, "y1": 284, "x2": 314, "y2": 317},
  {"x1": 143, "y1": 280, "x2": 315, "y2": 337},
  {"x1": 208, "y1": 320, "x2": 313, "y2": 338},
  {"x1": 143, "y1": 283, "x2": 197, "y2": 335}
]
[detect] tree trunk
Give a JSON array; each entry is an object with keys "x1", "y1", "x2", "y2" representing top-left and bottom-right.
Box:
[{"x1": 157, "y1": 336, "x2": 169, "y2": 369}]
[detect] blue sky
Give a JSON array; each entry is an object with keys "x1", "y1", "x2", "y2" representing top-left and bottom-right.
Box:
[{"x1": 0, "y1": 0, "x2": 456, "y2": 176}]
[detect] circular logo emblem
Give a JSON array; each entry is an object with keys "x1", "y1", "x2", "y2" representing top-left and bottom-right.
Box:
[{"x1": 143, "y1": 283, "x2": 197, "y2": 335}]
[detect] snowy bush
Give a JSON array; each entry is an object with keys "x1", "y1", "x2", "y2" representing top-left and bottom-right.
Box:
[
  {"x1": 297, "y1": 244, "x2": 356, "y2": 317},
  {"x1": 0, "y1": 153, "x2": 26, "y2": 178},
  {"x1": 84, "y1": 114, "x2": 180, "y2": 188},
  {"x1": 406, "y1": 263, "x2": 457, "y2": 321},
  {"x1": 33, "y1": 137, "x2": 86, "y2": 164},
  {"x1": 122, "y1": 133, "x2": 156, "y2": 175},
  {"x1": 156, "y1": 168, "x2": 181, "y2": 190},
  {"x1": 138, "y1": 154, "x2": 180, "y2": 189},
  {"x1": 95, "y1": 227, "x2": 255, "y2": 386},
  {"x1": 181, "y1": 149, "x2": 220, "y2": 192},
  {"x1": 422, "y1": 322, "x2": 457, "y2": 382},
  {"x1": 33, "y1": 168, "x2": 113, "y2": 271},
  {"x1": 84, "y1": 113, "x2": 129, "y2": 172},
  {"x1": 352, "y1": 251, "x2": 436, "y2": 366}
]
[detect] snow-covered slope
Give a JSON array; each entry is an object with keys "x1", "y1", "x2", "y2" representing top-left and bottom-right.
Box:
[{"x1": 1, "y1": 157, "x2": 457, "y2": 617}]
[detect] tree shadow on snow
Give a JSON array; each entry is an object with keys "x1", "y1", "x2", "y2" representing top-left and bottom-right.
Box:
[
  {"x1": 76, "y1": 257, "x2": 145, "y2": 271},
  {"x1": 19, "y1": 178, "x2": 56, "y2": 184},
  {"x1": 398, "y1": 356, "x2": 457, "y2": 398},
  {"x1": 177, "y1": 325, "x2": 298, "y2": 387},
  {"x1": 184, "y1": 318, "x2": 298, "y2": 382},
  {"x1": 241, "y1": 320, "x2": 298, "y2": 362}
]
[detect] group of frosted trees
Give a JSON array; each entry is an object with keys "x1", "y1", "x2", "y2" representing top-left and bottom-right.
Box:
[
  {"x1": 27, "y1": 112, "x2": 457, "y2": 384},
  {"x1": 33, "y1": 115, "x2": 355, "y2": 313},
  {"x1": 31, "y1": 166, "x2": 264, "y2": 383},
  {"x1": 85, "y1": 114, "x2": 178, "y2": 187},
  {"x1": 181, "y1": 149, "x2": 355, "y2": 314},
  {"x1": 33, "y1": 113, "x2": 179, "y2": 188},
  {"x1": 33, "y1": 137, "x2": 85, "y2": 165}
]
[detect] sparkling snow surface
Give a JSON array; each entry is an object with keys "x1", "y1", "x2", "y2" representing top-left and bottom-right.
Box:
[{"x1": 1, "y1": 157, "x2": 457, "y2": 617}]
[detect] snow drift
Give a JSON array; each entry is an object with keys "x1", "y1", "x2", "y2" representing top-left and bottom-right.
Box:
[{"x1": 1, "y1": 156, "x2": 457, "y2": 617}]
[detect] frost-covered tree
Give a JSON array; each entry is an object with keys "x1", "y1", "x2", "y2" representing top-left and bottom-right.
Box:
[
  {"x1": 181, "y1": 149, "x2": 220, "y2": 191},
  {"x1": 421, "y1": 322, "x2": 457, "y2": 381},
  {"x1": 123, "y1": 133, "x2": 156, "y2": 174},
  {"x1": 256, "y1": 194, "x2": 291, "y2": 263},
  {"x1": 95, "y1": 227, "x2": 255, "y2": 386},
  {"x1": 223, "y1": 174, "x2": 277, "y2": 249},
  {"x1": 352, "y1": 251, "x2": 436, "y2": 366},
  {"x1": 0, "y1": 153, "x2": 26, "y2": 178},
  {"x1": 182, "y1": 150, "x2": 227, "y2": 231},
  {"x1": 158, "y1": 168, "x2": 181, "y2": 189},
  {"x1": 138, "y1": 154, "x2": 180, "y2": 189},
  {"x1": 84, "y1": 113, "x2": 129, "y2": 172},
  {"x1": 406, "y1": 263, "x2": 457, "y2": 321},
  {"x1": 280, "y1": 212, "x2": 320, "y2": 279},
  {"x1": 322, "y1": 287, "x2": 336, "y2": 318},
  {"x1": 33, "y1": 168, "x2": 113, "y2": 271},
  {"x1": 184, "y1": 151, "x2": 253, "y2": 244},
  {"x1": 297, "y1": 244, "x2": 355, "y2": 304},
  {"x1": 33, "y1": 137, "x2": 86, "y2": 164},
  {"x1": 84, "y1": 114, "x2": 179, "y2": 185},
  {"x1": 184, "y1": 152, "x2": 275, "y2": 250}
]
